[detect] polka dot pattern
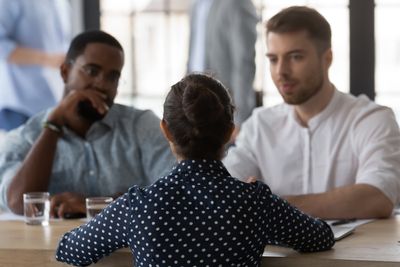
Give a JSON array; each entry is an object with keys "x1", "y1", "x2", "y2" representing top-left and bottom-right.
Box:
[{"x1": 56, "y1": 159, "x2": 335, "y2": 266}]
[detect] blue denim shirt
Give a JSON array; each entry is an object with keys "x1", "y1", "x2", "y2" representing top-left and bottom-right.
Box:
[
  {"x1": 0, "y1": 104, "x2": 176, "y2": 210},
  {"x1": 0, "y1": 0, "x2": 71, "y2": 116}
]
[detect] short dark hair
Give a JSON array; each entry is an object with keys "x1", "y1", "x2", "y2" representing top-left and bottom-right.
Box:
[
  {"x1": 266, "y1": 6, "x2": 331, "y2": 52},
  {"x1": 65, "y1": 30, "x2": 124, "y2": 62},
  {"x1": 163, "y1": 74, "x2": 235, "y2": 160}
]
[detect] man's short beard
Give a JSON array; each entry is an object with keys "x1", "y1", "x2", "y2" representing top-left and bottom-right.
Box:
[{"x1": 282, "y1": 70, "x2": 324, "y2": 105}]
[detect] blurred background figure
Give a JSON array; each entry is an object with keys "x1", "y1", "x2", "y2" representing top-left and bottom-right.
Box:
[
  {"x1": 188, "y1": 0, "x2": 259, "y2": 131},
  {"x1": 0, "y1": 0, "x2": 71, "y2": 131}
]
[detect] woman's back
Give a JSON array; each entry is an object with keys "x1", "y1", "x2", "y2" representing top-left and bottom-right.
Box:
[{"x1": 125, "y1": 160, "x2": 333, "y2": 266}]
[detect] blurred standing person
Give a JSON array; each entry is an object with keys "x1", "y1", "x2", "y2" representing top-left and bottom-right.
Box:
[
  {"x1": 188, "y1": 0, "x2": 258, "y2": 133},
  {"x1": 0, "y1": 0, "x2": 71, "y2": 131}
]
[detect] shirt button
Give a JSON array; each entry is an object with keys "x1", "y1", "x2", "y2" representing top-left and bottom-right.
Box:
[{"x1": 89, "y1": 170, "x2": 95, "y2": 176}]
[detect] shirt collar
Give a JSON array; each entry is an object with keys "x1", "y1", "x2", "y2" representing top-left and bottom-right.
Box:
[
  {"x1": 171, "y1": 159, "x2": 231, "y2": 177},
  {"x1": 287, "y1": 86, "x2": 340, "y2": 131},
  {"x1": 307, "y1": 86, "x2": 340, "y2": 130},
  {"x1": 100, "y1": 104, "x2": 118, "y2": 129},
  {"x1": 84, "y1": 105, "x2": 120, "y2": 139}
]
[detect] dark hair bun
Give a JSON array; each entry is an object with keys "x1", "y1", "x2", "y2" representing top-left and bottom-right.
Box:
[
  {"x1": 182, "y1": 85, "x2": 224, "y2": 130},
  {"x1": 163, "y1": 74, "x2": 234, "y2": 159}
]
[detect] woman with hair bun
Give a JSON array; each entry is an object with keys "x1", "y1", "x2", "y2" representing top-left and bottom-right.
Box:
[{"x1": 56, "y1": 74, "x2": 335, "y2": 266}]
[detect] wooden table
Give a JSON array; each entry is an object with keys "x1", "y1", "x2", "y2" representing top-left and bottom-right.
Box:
[
  {"x1": 0, "y1": 216, "x2": 399, "y2": 266},
  {"x1": 263, "y1": 216, "x2": 400, "y2": 267},
  {"x1": 0, "y1": 219, "x2": 133, "y2": 267}
]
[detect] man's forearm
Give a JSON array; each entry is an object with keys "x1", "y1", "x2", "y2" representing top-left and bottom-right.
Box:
[
  {"x1": 284, "y1": 184, "x2": 394, "y2": 219},
  {"x1": 8, "y1": 46, "x2": 64, "y2": 68},
  {"x1": 6, "y1": 129, "x2": 60, "y2": 214}
]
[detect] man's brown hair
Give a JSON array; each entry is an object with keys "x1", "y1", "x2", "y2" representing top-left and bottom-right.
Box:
[{"x1": 266, "y1": 6, "x2": 331, "y2": 53}]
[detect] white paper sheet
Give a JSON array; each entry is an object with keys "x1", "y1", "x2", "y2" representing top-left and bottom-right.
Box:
[
  {"x1": 326, "y1": 219, "x2": 375, "y2": 241},
  {"x1": 326, "y1": 219, "x2": 374, "y2": 229}
]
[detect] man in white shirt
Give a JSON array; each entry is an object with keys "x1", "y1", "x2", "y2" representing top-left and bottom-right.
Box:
[{"x1": 223, "y1": 6, "x2": 400, "y2": 219}]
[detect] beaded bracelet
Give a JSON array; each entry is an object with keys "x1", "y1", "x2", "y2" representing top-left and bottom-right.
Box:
[{"x1": 42, "y1": 121, "x2": 63, "y2": 135}]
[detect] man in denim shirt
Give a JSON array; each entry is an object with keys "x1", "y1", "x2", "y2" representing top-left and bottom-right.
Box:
[{"x1": 0, "y1": 31, "x2": 175, "y2": 217}]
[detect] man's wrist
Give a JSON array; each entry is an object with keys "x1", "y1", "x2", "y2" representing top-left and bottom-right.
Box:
[
  {"x1": 47, "y1": 109, "x2": 66, "y2": 127},
  {"x1": 42, "y1": 121, "x2": 63, "y2": 135}
]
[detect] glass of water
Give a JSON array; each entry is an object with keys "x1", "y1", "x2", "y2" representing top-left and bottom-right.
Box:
[
  {"x1": 85, "y1": 197, "x2": 113, "y2": 219},
  {"x1": 23, "y1": 192, "x2": 50, "y2": 226}
]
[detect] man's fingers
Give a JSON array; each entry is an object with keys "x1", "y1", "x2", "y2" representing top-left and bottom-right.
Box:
[
  {"x1": 49, "y1": 196, "x2": 60, "y2": 218},
  {"x1": 57, "y1": 203, "x2": 67, "y2": 219},
  {"x1": 82, "y1": 92, "x2": 109, "y2": 115}
]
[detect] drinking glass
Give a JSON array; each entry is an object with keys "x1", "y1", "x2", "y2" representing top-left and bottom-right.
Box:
[
  {"x1": 85, "y1": 197, "x2": 113, "y2": 219},
  {"x1": 23, "y1": 192, "x2": 50, "y2": 226}
]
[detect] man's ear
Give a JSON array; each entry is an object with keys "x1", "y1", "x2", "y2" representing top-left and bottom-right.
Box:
[
  {"x1": 324, "y1": 48, "x2": 333, "y2": 68},
  {"x1": 60, "y1": 61, "x2": 70, "y2": 83},
  {"x1": 160, "y1": 119, "x2": 174, "y2": 143}
]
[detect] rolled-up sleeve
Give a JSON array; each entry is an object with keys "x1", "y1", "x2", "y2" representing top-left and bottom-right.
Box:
[
  {"x1": 0, "y1": 129, "x2": 31, "y2": 211},
  {"x1": 352, "y1": 106, "x2": 400, "y2": 205}
]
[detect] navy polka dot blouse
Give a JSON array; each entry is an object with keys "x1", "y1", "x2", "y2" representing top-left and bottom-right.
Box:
[{"x1": 56, "y1": 159, "x2": 335, "y2": 266}]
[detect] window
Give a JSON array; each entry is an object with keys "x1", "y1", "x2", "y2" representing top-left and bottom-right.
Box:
[
  {"x1": 100, "y1": 0, "x2": 189, "y2": 116},
  {"x1": 375, "y1": 0, "x2": 400, "y2": 119}
]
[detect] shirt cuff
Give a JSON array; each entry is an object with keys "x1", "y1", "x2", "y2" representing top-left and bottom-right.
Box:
[{"x1": 356, "y1": 175, "x2": 400, "y2": 204}]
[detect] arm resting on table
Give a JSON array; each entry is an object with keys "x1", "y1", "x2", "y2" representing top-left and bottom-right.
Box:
[{"x1": 285, "y1": 184, "x2": 393, "y2": 220}]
